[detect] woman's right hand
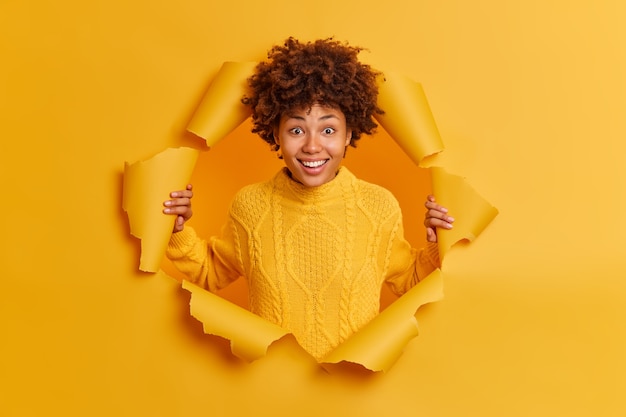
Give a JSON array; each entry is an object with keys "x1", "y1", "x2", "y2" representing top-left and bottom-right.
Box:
[{"x1": 163, "y1": 184, "x2": 193, "y2": 233}]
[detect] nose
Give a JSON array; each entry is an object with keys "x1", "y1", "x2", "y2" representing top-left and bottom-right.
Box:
[{"x1": 302, "y1": 132, "x2": 322, "y2": 153}]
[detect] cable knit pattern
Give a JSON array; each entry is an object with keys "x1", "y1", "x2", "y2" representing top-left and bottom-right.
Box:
[
  {"x1": 167, "y1": 167, "x2": 439, "y2": 360},
  {"x1": 338, "y1": 178, "x2": 356, "y2": 341}
]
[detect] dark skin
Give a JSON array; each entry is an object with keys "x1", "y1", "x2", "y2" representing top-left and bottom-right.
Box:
[{"x1": 163, "y1": 184, "x2": 454, "y2": 243}]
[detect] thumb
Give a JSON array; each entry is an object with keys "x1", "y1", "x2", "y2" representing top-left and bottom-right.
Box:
[{"x1": 426, "y1": 228, "x2": 437, "y2": 243}]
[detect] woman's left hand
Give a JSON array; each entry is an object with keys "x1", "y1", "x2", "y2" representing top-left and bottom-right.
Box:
[{"x1": 424, "y1": 195, "x2": 454, "y2": 243}]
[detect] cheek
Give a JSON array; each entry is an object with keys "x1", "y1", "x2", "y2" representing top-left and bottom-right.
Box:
[
  {"x1": 281, "y1": 140, "x2": 298, "y2": 155},
  {"x1": 330, "y1": 143, "x2": 348, "y2": 158}
]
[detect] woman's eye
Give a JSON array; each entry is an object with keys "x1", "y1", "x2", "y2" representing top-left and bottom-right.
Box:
[
  {"x1": 323, "y1": 127, "x2": 335, "y2": 135},
  {"x1": 290, "y1": 127, "x2": 303, "y2": 135}
]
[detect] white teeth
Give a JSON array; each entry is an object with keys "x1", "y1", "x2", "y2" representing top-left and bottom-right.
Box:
[{"x1": 301, "y1": 160, "x2": 327, "y2": 168}]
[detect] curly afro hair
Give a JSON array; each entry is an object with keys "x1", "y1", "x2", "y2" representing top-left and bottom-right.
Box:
[{"x1": 242, "y1": 37, "x2": 384, "y2": 151}]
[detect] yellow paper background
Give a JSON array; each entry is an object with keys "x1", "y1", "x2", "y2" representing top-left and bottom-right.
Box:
[{"x1": 2, "y1": 1, "x2": 626, "y2": 416}]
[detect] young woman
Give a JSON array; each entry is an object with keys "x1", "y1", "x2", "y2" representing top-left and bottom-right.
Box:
[{"x1": 163, "y1": 38, "x2": 454, "y2": 360}]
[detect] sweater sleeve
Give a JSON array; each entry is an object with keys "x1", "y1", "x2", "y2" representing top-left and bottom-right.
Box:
[
  {"x1": 383, "y1": 215, "x2": 441, "y2": 296},
  {"x1": 166, "y1": 219, "x2": 245, "y2": 292}
]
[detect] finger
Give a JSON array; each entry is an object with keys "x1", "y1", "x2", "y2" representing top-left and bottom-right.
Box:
[
  {"x1": 165, "y1": 195, "x2": 192, "y2": 211},
  {"x1": 426, "y1": 208, "x2": 454, "y2": 223},
  {"x1": 173, "y1": 216, "x2": 185, "y2": 233},
  {"x1": 163, "y1": 206, "x2": 192, "y2": 221},
  {"x1": 425, "y1": 200, "x2": 448, "y2": 214},
  {"x1": 426, "y1": 228, "x2": 437, "y2": 243},
  {"x1": 163, "y1": 205, "x2": 193, "y2": 216},
  {"x1": 164, "y1": 197, "x2": 192, "y2": 208},
  {"x1": 425, "y1": 217, "x2": 453, "y2": 230},
  {"x1": 170, "y1": 189, "x2": 194, "y2": 199}
]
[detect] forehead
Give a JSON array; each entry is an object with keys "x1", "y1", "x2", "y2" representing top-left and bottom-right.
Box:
[{"x1": 282, "y1": 104, "x2": 345, "y2": 120}]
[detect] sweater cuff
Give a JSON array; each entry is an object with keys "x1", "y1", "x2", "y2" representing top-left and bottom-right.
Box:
[
  {"x1": 424, "y1": 241, "x2": 441, "y2": 268},
  {"x1": 167, "y1": 227, "x2": 198, "y2": 258}
]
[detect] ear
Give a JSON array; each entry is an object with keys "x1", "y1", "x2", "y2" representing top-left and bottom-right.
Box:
[
  {"x1": 273, "y1": 128, "x2": 280, "y2": 146},
  {"x1": 345, "y1": 129, "x2": 353, "y2": 147}
]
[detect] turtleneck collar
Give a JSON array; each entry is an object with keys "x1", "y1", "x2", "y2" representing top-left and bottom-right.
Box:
[{"x1": 275, "y1": 166, "x2": 355, "y2": 202}]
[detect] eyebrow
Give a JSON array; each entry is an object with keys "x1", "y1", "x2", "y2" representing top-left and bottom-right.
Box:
[{"x1": 285, "y1": 113, "x2": 339, "y2": 122}]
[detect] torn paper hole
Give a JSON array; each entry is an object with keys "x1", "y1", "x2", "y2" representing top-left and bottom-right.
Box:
[{"x1": 122, "y1": 65, "x2": 499, "y2": 372}]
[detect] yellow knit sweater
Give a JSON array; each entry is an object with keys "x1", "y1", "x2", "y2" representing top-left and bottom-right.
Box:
[{"x1": 167, "y1": 167, "x2": 439, "y2": 360}]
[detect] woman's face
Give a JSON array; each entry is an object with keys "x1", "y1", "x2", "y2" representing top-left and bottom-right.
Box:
[{"x1": 274, "y1": 104, "x2": 352, "y2": 188}]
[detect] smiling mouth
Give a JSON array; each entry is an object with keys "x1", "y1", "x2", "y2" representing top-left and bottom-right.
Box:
[{"x1": 300, "y1": 159, "x2": 328, "y2": 168}]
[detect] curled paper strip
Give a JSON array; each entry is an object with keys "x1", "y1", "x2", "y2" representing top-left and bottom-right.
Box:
[
  {"x1": 186, "y1": 61, "x2": 257, "y2": 147},
  {"x1": 321, "y1": 269, "x2": 444, "y2": 372},
  {"x1": 123, "y1": 147, "x2": 199, "y2": 272},
  {"x1": 179, "y1": 269, "x2": 442, "y2": 372},
  {"x1": 374, "y1": 71, "x2": 444, "y2": 166},
  {"x1": 431, "y1": 167, "x2": 499, "y2": 258},
  {"x1": 183, "y1": 280, "x2": 290, "y2": 361}
]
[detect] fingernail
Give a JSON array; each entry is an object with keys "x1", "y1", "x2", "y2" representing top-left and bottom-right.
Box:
[
  {"x1": 163, "y1": 208, "x2": 171, "y2": 213},
  {"x1": 164, "y1": 201, "x2": 172, "y2": 206}
]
